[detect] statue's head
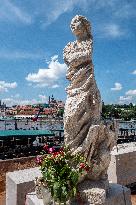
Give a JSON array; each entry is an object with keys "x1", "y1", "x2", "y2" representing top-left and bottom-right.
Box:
[{"x1": 70, "y1": 15, "x2": 91, "y2": 39}]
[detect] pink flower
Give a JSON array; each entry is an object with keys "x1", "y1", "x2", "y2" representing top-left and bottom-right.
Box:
[
  {"x1": 36, "y1": 155, "x2": 42, "y2": 165},
  {"x1": 48, "y1": 147, "x2": 55, "y2": 154}
]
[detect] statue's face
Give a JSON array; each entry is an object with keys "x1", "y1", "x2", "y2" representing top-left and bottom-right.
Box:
[{"x1": 71, "y1": 18, "x2": 84, "y2": 36}]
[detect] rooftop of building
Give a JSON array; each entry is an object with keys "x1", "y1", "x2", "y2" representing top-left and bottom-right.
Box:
[{"x1": 0, "y1": 130, "x2": 55, "y2": 137}]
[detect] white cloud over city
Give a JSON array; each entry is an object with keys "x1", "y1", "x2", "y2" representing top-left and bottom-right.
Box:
[
  {"x1": 114, "y1": 2, "x2": 136, "y2": 19},
  {"x1": 41, "y1": 0, "x2": 136, "y2": 28},
  {"x1": 0, "y1": 0, "x2": 133, "y2": 41},
  {"x1": 0, "y1": 0, "x2": 135, "y2": 105},
  {"x1": 0, "y1": 81, "x2": 17, "y2": 93},
  {"x1": 119, "y1": 95, "x2": 132, "y2": 104},
  {"x1": 0, "y1": 50, "x2": 43, "y2": 60},
  {"x1": 2, "y1": 94, "x2": 48, "y2": 107},
  {"x1": 102, "y1": 24, "x2": 125, "y2": 38},
  {"x1": 132, "y1": 70, "x2": 136, "y2": 75},
  {"x1": 26, "y1": 55, "x2": 67, "y2": 88},
  {"x1": 118, "y1": 89, "x2": 136, "y2": 104},
  {"x1": 41, "y1": 0, "x2": 88, "y2": 28},
  {"x1": 111, "y1": 82, "x2": 122, "y2": 91},
  {"x1": 126, "y1": 89, "x2": 136, "y2": 96},
  {"x1": 38, "y1": 94, "x2": 48, "y2": 102}
]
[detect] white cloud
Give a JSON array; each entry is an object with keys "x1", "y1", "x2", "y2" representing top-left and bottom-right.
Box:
[
  {"x1": 14, "y1": 93, "x2": 20, "y2": 98},
  {"x1": 118, "y1": 95, "x2": 132, "y2": 104},
  {"x1": 51, "y1": 84, "x2": 60, "y2": 89},
  {"x1": 93, "y1": 0, "x2": 136, "y2": 20},
  {"x1": 102, "y1": 24, "x2": 124, "y2": 38},
  {"x1": 2, "y1": 94, "x2": 48, "y2": 107},
  {"x1": 0, "y1": 81, "x2": 17, "y2": 93},
  {"x1": 51, "y1": 55, "x2": 59, "y2": 61},
  {"x1": 38, "y1": 94, "x2": 48, "y2": 102},
  {"x1": 114, "y1": 2, "x2": 136, "y2": 19},
  {"x1": 118, "y1": 88, "x2": 136, "y2": 104},
  {"x1": 0, "y1": 0, "x2": 32, "y2": 24},
  {"x1": 126, "y1": 89, "x2": 136, "y2": 96},
  {"x1": 10, "y1": 93, "x2": 20, "y2": 98},
  {"x1": 26, "y1": 55, "x2": 67, "y2": 88},
  {"x1": 41, "y1": 0, "x2": 88, "y2": 27},
  {"x1": 119, "y1": 96, "x2": 132, "y2": 101},
  {"x1": 0, "y1": 50, "x2": 44, "y2": 60},
  {"x1": 3, "y1": 98, "x2": 38, "y2": 107},
  {"x1": 111, "y1": 82, "x2": 122, "y2": 91},
  {"x1": 41, "y1": 0, "x2": 136, "y2": 28},
  {"x1": 132, "y1": 70, "x2": 136, "y2": 75}
]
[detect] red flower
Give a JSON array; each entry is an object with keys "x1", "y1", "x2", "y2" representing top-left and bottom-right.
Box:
[
  {"x1": 85, "y1": 166, "x2": 90, "y2": 172},
  {"x1": 60, "y1": 151, "x2": 64, "y2": 156},
  {"x1": 53, "y1": 152, "x2": 59, "y2": 156},
  {"x1": 79, "y1": 163, "x2": 85, "y2": 169},
  {"x1": 59, "y1": 147, "x2": 64, "y2": 151},
  {"x1": 43, "y1": 144, "x2": 49, "y2": 151},
  {"x1": 52, "y1": 150, "x2": 64, "y2": 158},
  {"x1": 79, "y1": 163, "x2": 90, "y2": 172},
  {"x1": 36, "y1": 155, "x2": 42, "y2": 165}
]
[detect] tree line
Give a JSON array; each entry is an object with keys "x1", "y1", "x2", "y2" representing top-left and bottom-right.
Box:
[{"x1": 102, "y1": 102, "x2": 136, "y2": 121}]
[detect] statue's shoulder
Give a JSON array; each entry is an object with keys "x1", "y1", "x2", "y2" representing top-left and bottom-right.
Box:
[
  {"x1": 63, "y1": 41, "x2": 76, "y2": 62},
  {"x1": 63, "y1": 41, "x2": 75, "y2": 54},
  {"x1": 84, "y1": 39, "x2": 93, "y2": 46},
  {"x1": 64, "y1": 40, "x2": 92, "y2": 52}
]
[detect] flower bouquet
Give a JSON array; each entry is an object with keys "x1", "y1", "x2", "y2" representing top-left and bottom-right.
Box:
[{"x1": 36, "y1": 145, "x2": 90, "y2": 205}]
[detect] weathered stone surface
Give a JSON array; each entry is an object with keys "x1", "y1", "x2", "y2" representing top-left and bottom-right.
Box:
[
  {"x1": 0, "y1": 156, "x2": 37, "y2": 194},
  {"x1": 6, "y1": 167, "x2": 41, "y2": 205},
  {"x1": 63, "y1": 15, "x2": 115, "y2": 185},
  {"x1": 77, "y1": 180, "x2": 106, "y2": 204},
  {"x1": 26, "y1": 184, "x2": 132, "y2": 205},
  {"x1": 108, "y1": 142, "x2": 136, "y2": 186}
]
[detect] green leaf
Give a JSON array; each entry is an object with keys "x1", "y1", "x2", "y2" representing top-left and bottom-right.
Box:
[
  {"x1": 61, "y1": 185, "x2": 68, "y2": 197},
  {"x1": 72, "y1": 187, "x2": 77, "y2": 196},
  {"x1": 70, "y1": 171, "x2": 79, "y2": 185}
]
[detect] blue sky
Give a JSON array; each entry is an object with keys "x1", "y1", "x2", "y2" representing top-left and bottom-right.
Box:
[{"x1": 0, "y1": 0, "x2": 136, "y2": 106}]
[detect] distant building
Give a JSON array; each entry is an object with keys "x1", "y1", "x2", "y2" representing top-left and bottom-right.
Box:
[
  {"x1": 0, "y1": 100, "x2": 7, "y2": 116},
  {"x1": 0, "y1": 95, "x2": 65, "y2": 118}
]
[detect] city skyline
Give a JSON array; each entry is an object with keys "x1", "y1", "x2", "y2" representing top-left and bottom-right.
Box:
[{"x1": 0, "y1": 0, "x2": 136, "y2": 106}]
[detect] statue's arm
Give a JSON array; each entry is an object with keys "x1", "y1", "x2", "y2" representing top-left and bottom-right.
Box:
[{"x1": 63, "y1": 42, "x2": 72, "y2": 66}]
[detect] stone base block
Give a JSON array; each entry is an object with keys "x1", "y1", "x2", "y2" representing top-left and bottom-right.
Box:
[
  {"x1": 108, "y1": 143, "x2": 136, "y2": 186},
  {"x1": 6, "y1": 167, "x2": 41, "y2": 205},
  {"x1": 77, "y1": 179, "x2": 107, "y2": 204},
  {"x1": 25, "y1": 183, "x2": 132, "y2": 205},
  {"x1": 106, "y1": 183, "x2": 131, "y2": 205}
]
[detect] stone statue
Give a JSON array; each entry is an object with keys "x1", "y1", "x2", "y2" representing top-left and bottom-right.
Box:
[{"x1": 63, "y1": 15, "x2": 115, "y2": 203}]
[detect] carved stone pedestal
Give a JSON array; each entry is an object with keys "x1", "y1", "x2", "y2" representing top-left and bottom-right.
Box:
[
  {"x1": 26, "y1": 184, "x2": 132, "y2": 205},
  {"x1": 71, "y1": 183, "x2": 132, "y2": 205},
  {"x1": 76, "y1": 180, "x2": 108, "y2": 205}
]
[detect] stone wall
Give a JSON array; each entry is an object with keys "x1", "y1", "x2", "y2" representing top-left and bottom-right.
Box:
[
  {"x1": 6, "y1": 167, "x2": 41, "y2": 205},
  {"x1": 0, "y1": 156, "x2": 37, "y2": 193},
  {"x1": 108, "y1": 142, "x2": 136, "y2": 186}
]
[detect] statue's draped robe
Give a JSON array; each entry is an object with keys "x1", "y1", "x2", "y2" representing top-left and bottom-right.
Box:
[{"x1": 63, "y1": 39, "x2": 115, "y2": 180}]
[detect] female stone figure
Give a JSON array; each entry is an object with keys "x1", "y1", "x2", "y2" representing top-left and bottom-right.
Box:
[{"x1": 63, "y1": 15, "x2": 115, "y2": 183}]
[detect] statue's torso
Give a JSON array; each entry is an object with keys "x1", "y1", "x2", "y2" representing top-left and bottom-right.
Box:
[{"x1": 63, "y1": 39, "x2": 93, "y2": 70}]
